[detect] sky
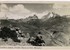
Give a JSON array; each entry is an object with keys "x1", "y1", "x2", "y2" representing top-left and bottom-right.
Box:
[
  {"x1": 0, "y1": 2, "x2": 70, "y2": 19},
  {"x1": 53, "y1": 2, "x2": 70, "y2": 16}
]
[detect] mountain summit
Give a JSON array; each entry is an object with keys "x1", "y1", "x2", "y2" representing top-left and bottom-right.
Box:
[
  {"x1": 22, "y1": 14, "x2": 38, "y2": 22},
  {"x1": 41, "y1": 12, "x2": 60, "y2": 21}
]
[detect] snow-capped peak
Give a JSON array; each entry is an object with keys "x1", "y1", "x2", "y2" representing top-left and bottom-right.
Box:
[{"x1": 41, "y1": 12, "x2": 60, "y2": 21}]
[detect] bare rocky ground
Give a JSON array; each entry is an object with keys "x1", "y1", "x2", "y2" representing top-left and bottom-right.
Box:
[
  {"x1": 0, "y1": 38, "x2": 32, "y2": 46},
  {"x1": 0, "y1": 34, "x2": 69, "y2": 46}
]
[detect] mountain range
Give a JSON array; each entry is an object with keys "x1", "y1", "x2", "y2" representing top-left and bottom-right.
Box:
[
  {"x1": 0, "y1": 12, "x2": 70, "y2": 46},
  {"x1": 0, "y1": 12, "x2": 69, "y2": 35}
]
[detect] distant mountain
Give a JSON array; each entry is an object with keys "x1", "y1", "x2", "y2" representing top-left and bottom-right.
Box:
[
  {"x1": 19, "y1": 14, "x2": 38, "y2": 23},
  {"x1": 0, "y1": 12, "x2": 70, "y2": 46},
  {"x1": 42, "y1": 14, "x2": 68, "y2": 32},
  {"x1": 0, "y1": 12, "x2": 69, "y2": 33},
  {"x1": 41, "y1": 12, "x2": 60, "y2": 22}
]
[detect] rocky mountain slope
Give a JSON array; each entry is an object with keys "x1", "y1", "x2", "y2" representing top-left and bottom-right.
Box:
[{"x1": 0, "y1": 12, "x2": 70, "y2": 46}]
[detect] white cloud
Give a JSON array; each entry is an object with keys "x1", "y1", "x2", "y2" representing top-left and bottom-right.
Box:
[
  {"x1": 7, "y1": 4, "x2": 35, "y2": 19},
  {"x1": 9, "y1": 4, "x2": 31, "y2": 15},
  {"x1": 0, "y1": 4, "x2": 9, "y2": 19},
  {"x1": 7, "y1": 4, "x2": 49, "y2": 19},
  {"x1": 0, "y1": 4, "x2": 33, "y2": 19},
  {"x1": 0, "y1": 4, "x2": 8, "y2": 12}
]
